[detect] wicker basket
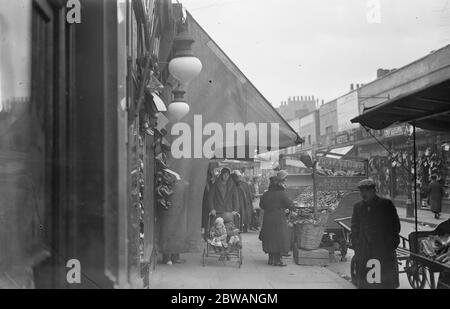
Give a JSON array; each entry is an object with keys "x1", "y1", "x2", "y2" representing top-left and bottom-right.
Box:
[{"x1": 295, "y1": 213, "x2": 329, "y2": 250}]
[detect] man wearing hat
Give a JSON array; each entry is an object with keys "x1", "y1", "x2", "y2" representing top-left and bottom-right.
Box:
[{"x1": 351, "y1": 179, "x2": 401, "y2": 289}]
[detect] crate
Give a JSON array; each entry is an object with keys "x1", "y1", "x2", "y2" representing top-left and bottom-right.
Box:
[{"x1": 293, "y1": 248, "x2": 331, "y2": 266}]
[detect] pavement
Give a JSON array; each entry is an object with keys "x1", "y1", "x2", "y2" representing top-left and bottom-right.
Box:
[
  {"x1": 148, "y1": 208, "x2": 447, "y2": 290},
  {"x1": 149, "y1": 231, "x2": 355, "y2": 289},
  {"x1": 396, "y1": 206, "x2": 448, "y2": 229},
  {"x1": 327, "y1": 208, "x2": 448, "y2": 289}
]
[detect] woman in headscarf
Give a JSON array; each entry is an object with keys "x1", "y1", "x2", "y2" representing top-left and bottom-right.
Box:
[
  {"x1": 208, "y1": 168, "x2": 239, "y2": 216},
  {"x1": 259, "y1": 171, "x2": 294, "y2": 267}
]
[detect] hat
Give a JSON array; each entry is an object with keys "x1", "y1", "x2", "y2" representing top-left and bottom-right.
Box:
[
  {"x1": 357, "y1": 179, "x2": 376, "y2": 189},
  {"x1": 276, "y1": 170, "x2": 288, "y2": 181},
  {"x1": 220, "y1": 167, "x2": 231, "y2": 175}
]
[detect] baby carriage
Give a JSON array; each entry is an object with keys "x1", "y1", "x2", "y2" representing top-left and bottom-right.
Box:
[{"x1": 202, "y1": 211, "x2": 243, "y2": 268}]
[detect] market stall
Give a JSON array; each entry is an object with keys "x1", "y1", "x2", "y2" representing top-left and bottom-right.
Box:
[
  {"x1": 283, "y1": 153, "x2": 368, "y2": 264},
  {"x1": 351, "y1": 77, "x2": 450, "y2": 289}
]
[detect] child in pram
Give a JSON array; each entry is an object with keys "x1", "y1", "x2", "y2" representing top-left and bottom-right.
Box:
[{"x1": 208, "y1": 213, "x2": 242, "y2": 261}]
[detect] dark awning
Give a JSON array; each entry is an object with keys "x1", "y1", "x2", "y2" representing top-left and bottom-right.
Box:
[{"x1": 351, "y1": 79, "x2": 450, "y2": 131}]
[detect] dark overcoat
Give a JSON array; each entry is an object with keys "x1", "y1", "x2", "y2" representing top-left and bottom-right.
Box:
[
  {"x1": 428, "y1": 181, "x2": 444, "y2": 213},
  {"x1": 235, "y1": 181, "x2": 253, "y2": 227},
  {"x1": 351, "y1": 195, "x2": 401, "y2": 289},
  {"x1": 259, "y1": 184, "x2": 293, "y2": 254},
  {"x1": 208, "y1": 179, "x2": 239, "y2": 213}
]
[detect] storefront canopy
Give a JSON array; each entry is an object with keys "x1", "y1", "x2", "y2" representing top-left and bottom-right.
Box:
[
  {"x1": 323, "y1": 145, "x2": 354, "y2": 159},
  {"x1": 351, "y1": 78, "x2": 450, "y2": 131},
  {"x1": 181, "y1": 12, "x2": 303, "y2": 157}
]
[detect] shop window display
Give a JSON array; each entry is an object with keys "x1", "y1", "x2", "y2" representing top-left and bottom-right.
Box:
[{"x1": 368, "y1": 156, "x2": 392, "y2": 197}]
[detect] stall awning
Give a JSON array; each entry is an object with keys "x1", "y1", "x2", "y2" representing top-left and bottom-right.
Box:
[
  {"x1": 183, "y1": 12, "x2": 303, "y2": 161},
  {"x1": 351, "y1": 79, "x2": 450, "y2": 131},
  {"x1": 322, "y1": 145, "x2": 354, "y2": 159}
]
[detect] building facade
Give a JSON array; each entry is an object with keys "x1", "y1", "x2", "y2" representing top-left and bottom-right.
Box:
[{"x1": 0, "y1": 0, "x2": 181, "y2": 289}]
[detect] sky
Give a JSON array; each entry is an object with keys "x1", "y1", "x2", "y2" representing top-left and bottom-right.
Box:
[{"x1": 180, "y1": 0, "x2": 450, "y2": 108}]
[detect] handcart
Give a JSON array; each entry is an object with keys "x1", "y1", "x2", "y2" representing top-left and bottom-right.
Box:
[
  {"x1": 202, "y1": 212, "x2": 243, "y2": 268},
  {"x1": 335, "y1": 216, "x2": 450, "y2": 289},
  {"x1": 321, "y1": 191, "x2": 361, "y2": 261}
]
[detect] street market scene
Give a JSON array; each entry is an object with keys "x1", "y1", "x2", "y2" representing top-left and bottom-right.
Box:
[{"x1": 0, "y1": 0, "x2": 450, "y2": 290}]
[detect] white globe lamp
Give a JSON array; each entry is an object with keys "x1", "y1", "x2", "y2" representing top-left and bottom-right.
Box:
[
  {"x1": 168, "y1": 89, "x2": 190, "y2": 121},
  {"x1": 168, "y1": 21, "x2": 202, "y2": 85}
]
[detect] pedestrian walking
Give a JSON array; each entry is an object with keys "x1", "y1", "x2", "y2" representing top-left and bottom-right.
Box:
[
  {"x1": 351, "y1": 179, "x2": 401, "y2": 289},
  {"x1": 208, "y1": 168, "x2": 239, "y2": 216},
  {"x1": 259, "y1": 170, "x2": 294, "y2": 267},
  {"x1": 427, "y1": 175, "x2": 445, "y2": 219}
]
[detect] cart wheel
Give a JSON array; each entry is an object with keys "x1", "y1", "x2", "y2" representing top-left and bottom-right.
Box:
[
  {"x1": 405, "y1": 259, "x2": 427, "y2": 289},
  {"x1": 239, "y1": 250, "x2": 243, "y2": 268},
  {"x1": 202, "y1": 248, "x2": 206, "y2": 267}
]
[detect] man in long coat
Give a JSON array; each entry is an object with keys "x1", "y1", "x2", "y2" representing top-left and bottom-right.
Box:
[
  {"x1": 208, "y1": 168, "x2": 239, "y2": 217},
  {"x1": 427, "y1": 175, "x2": 445, "y2": 219},
  {"x1": 231, "y1": 171, "x2": 253, "y2": 233},
  {"x1": 351, "y1": 179, "x2": 401, "y2": 289}
]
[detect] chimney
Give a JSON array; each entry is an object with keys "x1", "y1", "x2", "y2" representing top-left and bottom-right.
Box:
[
  {"x1": 301, "y1": 96, "x2": 303, "y2": 101},
  {"x1": 322, "y1": 100, "x2": 325, "y2": 105},
  {"x1": 350, "y1": 84, "x2": 354, "y2": 91}
]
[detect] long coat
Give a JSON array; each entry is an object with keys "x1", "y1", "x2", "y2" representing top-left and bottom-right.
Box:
[
  {"x1": 208, "y1": 179, "x2": 239, "y2": 214},
  {"x1": 351, "y1": 195, "x2": 401, "y2": 289},
  {"x1": 235, "y1": 181, "x2": 253, "y2": 228},
  {"x1": 428, "y1": 181, "x2": 444, "y2": 213},
  {"x1": 259, "y1": 185, "x2": 293, "y2": 254}
]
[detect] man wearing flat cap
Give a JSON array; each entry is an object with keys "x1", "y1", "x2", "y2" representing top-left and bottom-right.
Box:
[{"x1": 351, "y1": 179, "x2": 401, "y2": 289}]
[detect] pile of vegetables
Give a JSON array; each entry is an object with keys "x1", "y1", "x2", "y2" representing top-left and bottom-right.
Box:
[{"x1": 288, "y1": 187, "x2": 344, "y2": 226}]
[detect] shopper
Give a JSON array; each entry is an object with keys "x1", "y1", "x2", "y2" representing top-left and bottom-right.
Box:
[
  {"x1": 351, "y1": 179, "x2": 401, "y2": 289},
  {"x1": 259, "y1": 171, "x2": 294, "y2": 267},
  {"x1": 208, "y1": 168, "x2": 239, "y2": 216},
  {"x1": 428, "y1": 175, "x2": 445, "y2": 219}
]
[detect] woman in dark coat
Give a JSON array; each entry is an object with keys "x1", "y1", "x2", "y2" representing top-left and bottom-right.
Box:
[
  {"x1": 259, "y1": 171, "x2": 293, "y2": 267},
  {"x1": 427, "y1": 175, "x2": 445, "y2": 219},
  {"x1": 208, "y1": 168, "x2": 239, "y2": 215},
  {"x1": 351, "y1": 179, "x2": 401, "y2": 289}
]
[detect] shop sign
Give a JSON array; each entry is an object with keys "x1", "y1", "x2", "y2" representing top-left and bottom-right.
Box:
[
  {"x1": 318, "y1": 156, "x2": 365, "y2": 172},
  {"x1": 335, "y1": 133, "x2": 349, "y2": 145},
  {"x1": 315, "y1": 176, "x2": 366, "y2": 191},
  {"x1": 383, "y1": 125, "x2": 406, "y2": 138},
  {"x1": 361, "y1": 128, "x2": 383, "y2": 139}
]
